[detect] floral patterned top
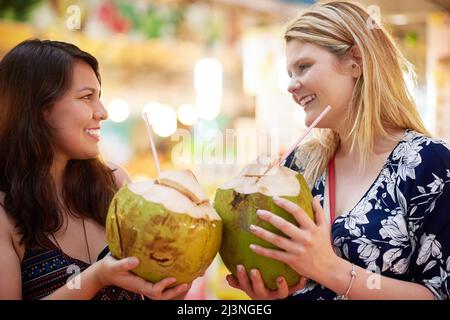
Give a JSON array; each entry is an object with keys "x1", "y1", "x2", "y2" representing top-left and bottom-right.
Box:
[{"x1": 284, "y1": 129, "x2": 450, "y2": 300}]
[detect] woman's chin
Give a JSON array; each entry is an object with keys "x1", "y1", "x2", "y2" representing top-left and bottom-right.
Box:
[
  {"x1": 79, "y1": 148, "x2": 100, "y2": 160},
  {"x1": 304, "y1": 109, "x2": 318, "y2": 127},
  {"x1": 303, "y1": 104, "x2": 331, "y2": 129}
]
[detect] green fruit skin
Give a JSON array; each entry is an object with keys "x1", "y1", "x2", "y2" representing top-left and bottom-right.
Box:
[
  {"x1": 214, "y1": 174, "x2": 314, "y2": 290},
  {"x1": 106, "y1": 186, "x2": 222, "y2": 286}
]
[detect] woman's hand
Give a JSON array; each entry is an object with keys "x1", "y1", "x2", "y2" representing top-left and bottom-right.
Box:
[
  {"x1": 248, "y1": 196, "x2": 338, "y2": 284},
  {"x1": 94, "y1": 255, "x2": 191, "y2": 300},
  {"x1": 226, "y1": 264, "x2": 308, "y2": 300}
]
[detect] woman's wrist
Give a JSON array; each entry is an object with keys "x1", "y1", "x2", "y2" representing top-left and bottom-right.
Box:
[
  {"x1": 90, "y1": 260, "x2": 108, "y2": 290},
  {"x1": 315, "y1": 255, "x2": 354, "y2": 296},
  {"x1": 42, "y1": 262, "x2": 105, "y2": 300}
]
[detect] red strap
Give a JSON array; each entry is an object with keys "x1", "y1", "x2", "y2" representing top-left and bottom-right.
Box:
[{"x1": 328, "y1": 155, "x2": 336, "y2": 223}]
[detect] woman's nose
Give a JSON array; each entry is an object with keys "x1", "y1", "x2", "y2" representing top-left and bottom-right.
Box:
[
  {"x1": 94, "y1": 101, "x2": 108, "y2": 121},
  {"x1": 287, "y1": 77, "x2": 301, "y2": 93}
]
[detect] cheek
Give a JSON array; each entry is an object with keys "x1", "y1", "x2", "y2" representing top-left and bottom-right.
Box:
[
  {"x1": 300, "y1": 67, "x2": 321, "y2": 90},
  {"x1": 320, "y1": 67, "x2": 356, "y2": 109},
  {"x1": 48, "y1": 111, "x2": 87, "y2": 147},
  {"x1": 50, "y1": 104, "x2": 91, "y2": 132},
  {"x1": 50, "y1": 126, "x2": 84, "y2": 154}
]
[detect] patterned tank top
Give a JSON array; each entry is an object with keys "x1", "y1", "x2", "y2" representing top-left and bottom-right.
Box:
[{"x1": 21, "y1": 244, "x2": 142, "y2": 300}]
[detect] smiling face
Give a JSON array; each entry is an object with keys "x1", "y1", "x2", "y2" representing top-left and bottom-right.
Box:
[
  {"x1": 286, "y1": 40, "x2": 358, "y2": 131},
  {"x1": 45, "y1": 60, "x2": 108, "y2": 162}
]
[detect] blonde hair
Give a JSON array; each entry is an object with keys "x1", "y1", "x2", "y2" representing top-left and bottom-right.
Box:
[{"x1": 285, "y1": 1, "x2": 430, "y2": 186}]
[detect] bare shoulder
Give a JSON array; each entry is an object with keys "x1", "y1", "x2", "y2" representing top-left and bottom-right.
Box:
[
  {"x1": 0, "y1": 191, "x2": 22, "y2": 299},
  {"x1": 0, "y1": 193, "x2": 25, "y2": 256},
  {"x1": 106, "y1": 162, "x2": 132, "y2": 188},
  {"x1": 0, "y1": 192, "x2": 19, "y2": 246},
  {"x1": 0, "y1": 192, "x2": 13, "y2": 236}
]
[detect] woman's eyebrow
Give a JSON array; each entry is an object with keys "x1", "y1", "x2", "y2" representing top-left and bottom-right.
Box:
[
  {"x1": 287, "y1": 56, "x2": 312, "y2": 73},
  {"x1": 77, "y1": 87, "x2": 96, "y2": 93}
]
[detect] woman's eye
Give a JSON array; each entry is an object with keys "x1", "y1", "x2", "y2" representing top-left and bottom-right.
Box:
[
  {"x1": 299, "y1": 64, "x2": 310, "y2": 72},
  {"x1": 82, "y1": 95, "x2": 92, "y2": 100}
]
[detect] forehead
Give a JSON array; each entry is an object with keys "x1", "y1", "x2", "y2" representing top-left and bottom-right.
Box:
[
  {"x1": 286, "y1": 40, "x2": 330, "y2": 67},
  {"x1": 70, "y1": 60, "x2": 100, "y2": 91}
]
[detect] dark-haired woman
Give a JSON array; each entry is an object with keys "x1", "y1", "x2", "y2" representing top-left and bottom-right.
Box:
[{"x1": 0, "y1": 39, "x2": 191, "y2": 300}]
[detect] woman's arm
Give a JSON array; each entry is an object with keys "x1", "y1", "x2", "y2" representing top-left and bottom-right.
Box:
[
  {"x1": 0, "y1": 198, "x2": 105, "y2": 300},
  {"x1": 41, "y1": 262, "x2": 104, "y2": 300},
  {"x1": 0, "y1": 200, "x2": 189, "y2": 300},
  {"x1": 41, "y1": 256, "x2": 189, "y2": 300},
  {"x1": 246, "y1": 196, "x2": 435, "y2": 300},
  {"x1": 107, "y1": 161, "x2": 132, "y2": 187},
  {"x1": 0, "y1": 208, "x2": 22, "y2": 299},
  {"x1": 318, "y1": 255, "x2": 434, "y2": 300}
]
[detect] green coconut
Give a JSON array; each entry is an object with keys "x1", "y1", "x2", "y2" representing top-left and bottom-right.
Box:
[
  {"x1": 214, "y1": 158, "x2": 314, "y2": 290},
  {"x1": 106, "y1": 169, "x2": 222, "y2": 286}
]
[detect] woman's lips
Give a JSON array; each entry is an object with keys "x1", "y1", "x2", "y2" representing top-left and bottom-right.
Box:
[
  {"x1": 84, "y1": 128, "x2": 100, "y2": 141},
  {"x1": 300, "y1": 94, "x2": 317, "y2": 107}
]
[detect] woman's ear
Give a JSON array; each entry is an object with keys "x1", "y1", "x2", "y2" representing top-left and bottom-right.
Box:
[
  {"x1": 347, "y1": 45, "x2": 362, "y2": 78},
  {"x1": 43, "y1": 109, "x2": 50, "y2": 119}
]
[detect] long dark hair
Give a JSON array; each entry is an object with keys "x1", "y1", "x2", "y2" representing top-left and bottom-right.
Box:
[{"x1": 0, "y1": 39, "x2": 118, "y2": 248}]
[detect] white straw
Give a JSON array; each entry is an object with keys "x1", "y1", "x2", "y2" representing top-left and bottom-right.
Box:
[
  {"x1": 143, "y1": 112, "x2": 161, "y2": 178},
  {"x1": 265, "y1": 105, "x2": 332, "y2": 173}
]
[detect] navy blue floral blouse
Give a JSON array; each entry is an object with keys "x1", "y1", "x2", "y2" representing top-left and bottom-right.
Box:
[{"x1": 284, "y1": 129, "x2": 450, "y2": 300}]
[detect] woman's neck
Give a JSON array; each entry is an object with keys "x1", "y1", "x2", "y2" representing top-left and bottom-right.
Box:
[{"x1": 335, "y1": 128, "x2": 405, "y2": 161}]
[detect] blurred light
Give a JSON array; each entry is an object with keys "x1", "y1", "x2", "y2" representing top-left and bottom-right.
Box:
[
  {"x1": 390, "y1": 14, "x2": 409, "y2": 26},
  {"x1": 177, "y1": 104, "x2": 198, "y2": 126},
  {"x1": 100, "y1": 132, "x2": 132, "y2": 164},
  {"x1": 152, "y1": 104, "x2": 177, "y2": 137},
  {"x1": 195, "y1": 119, "x2": 219, "y2": 141},
  {"x1": 107, "y1": 98, "x2": 129, "y2": 123},
  {"x1": 195, "y1": 58, "x2": 222, "y2": 120},
  {"x1": 277, "y1": 57, "x2": 290, "y2": 92},
  {"x1": 142, "y1": 102, "x2": 163, "y2": 125},
  {"x1": 196, "y1": 93, "x2": 222, "y2": 121},
  {"x1": 194, "y1": 58, "x2": 223, "y2": 94},
  {"x1": 294, "y1": 107, "x2": 306, "y2": 125},
  {"x1": 134, "y1": 174, "x2": 152, "y2": 182}
]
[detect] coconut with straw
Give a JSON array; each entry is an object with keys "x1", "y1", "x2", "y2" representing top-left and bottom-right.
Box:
[
  {"x1": 105, "y1": 112, "x2": 222, "y2": 286},
  {"x1": 214, "y1": 106, "x2": 332, "y2": 289}
]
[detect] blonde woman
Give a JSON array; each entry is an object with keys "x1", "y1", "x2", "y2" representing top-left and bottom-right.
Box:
[{"x1": 226, "y1": 1, "x2": 450, "y2": 300}]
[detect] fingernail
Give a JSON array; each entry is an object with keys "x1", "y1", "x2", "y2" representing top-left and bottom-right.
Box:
[
  {"x1": 256, "y1": 209, "x2": 267, "y2": 217},
  {"x1": 249, "y1": 224, "x2": 257, "y2": 232},
  {"x1": 129, "y1": 257, "x2": 139, "y2": 265},
  {"x1": 237, "y1": 265, "x2": 244, "y2": 272},
  {"x1": 273, "y1": 196, "x2": 281, "y2": 202},
  {"x1": 251, "y1": 269, "x2": 257, "y2": 276},
  {"x1": 277, "y1": 277, "x2": 284, "y2": 284},
  {"x1": 249, "y1": 244, "x2": 257, "y2": 250}
]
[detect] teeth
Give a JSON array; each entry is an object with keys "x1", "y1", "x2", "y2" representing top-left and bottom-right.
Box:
[
  {"x1": 300, "y1": 94, "x2": 316, "y2": 106},
  {"x1": 84, "y1": 129, "x2": 100, "y2": 137}
]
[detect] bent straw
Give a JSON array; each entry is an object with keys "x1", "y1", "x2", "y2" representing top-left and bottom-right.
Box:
[
  {"x1": 264, "y1": 105, "x2": 332, "y2": 174},
  {"x1": 143, "y1": 111, "x2": 161, "y2": 178}
]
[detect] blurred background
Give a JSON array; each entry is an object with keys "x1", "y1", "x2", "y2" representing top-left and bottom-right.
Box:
[{"x1": 0, "y1": 0, "x2": 449, "y2": 299}]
